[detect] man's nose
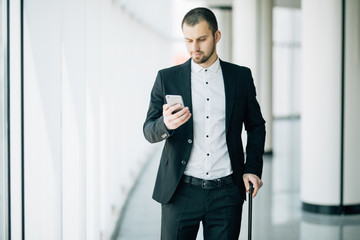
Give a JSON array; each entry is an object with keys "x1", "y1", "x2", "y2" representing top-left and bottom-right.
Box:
[{"x1": 192, "y1": 41, "x2": 200, "y2": 51}]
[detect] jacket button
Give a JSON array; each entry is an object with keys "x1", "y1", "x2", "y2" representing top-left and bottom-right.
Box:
[
  {"x1": 188, "y1": 139, "x2": 192, "y2": 144},
  {"x1": 181, "y1": 160, "x2": 187, "y2": 165}
]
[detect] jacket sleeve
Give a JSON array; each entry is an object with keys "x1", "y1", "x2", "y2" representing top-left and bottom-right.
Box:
[
  {"x1": 243, "y1": 69, "x2": 266, "y2": 179},
  {"x1": 143, "y1": 71, "x2": 172, "y2": 143}
]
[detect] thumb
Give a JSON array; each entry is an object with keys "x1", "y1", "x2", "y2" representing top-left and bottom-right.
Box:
[
  {"x1": 244, "y1": 179, "x2": 250, "y2": 193},
  {"x1": 163, "y1": 104, "x2": 169, "y2": 110}
]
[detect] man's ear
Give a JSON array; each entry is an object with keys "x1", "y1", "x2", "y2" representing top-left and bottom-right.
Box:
[{"x1": 215, "y1": 30, "x2": 221, "y2": 43}]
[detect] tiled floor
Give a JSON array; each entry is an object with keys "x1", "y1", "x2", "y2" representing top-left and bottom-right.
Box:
[{"x1": 115, "y1": 119, "x2": 360, "y2": 240}]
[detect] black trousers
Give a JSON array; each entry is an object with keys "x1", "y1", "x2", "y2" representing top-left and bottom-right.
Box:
[{"x1": 161, "y1": 180, "x2": 244, "y2": 240}]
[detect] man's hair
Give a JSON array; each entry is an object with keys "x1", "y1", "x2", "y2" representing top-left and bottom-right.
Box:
[{"x1": 181, "y1": 7, "x2": 218, "y2": 35}]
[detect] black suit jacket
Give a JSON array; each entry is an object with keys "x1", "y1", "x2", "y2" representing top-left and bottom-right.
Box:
[{"x1": 143, "y1": 59, "x2": 265, "y2": 204}]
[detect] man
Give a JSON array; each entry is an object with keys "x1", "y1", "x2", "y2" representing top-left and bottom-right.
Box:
[{"x1": 143, "y1": 7, "x2": 265, "y2": 240}]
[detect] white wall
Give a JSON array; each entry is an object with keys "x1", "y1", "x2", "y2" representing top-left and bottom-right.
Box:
[{"x1": 21, "y1": 0, "x2": 172, "y2": 239}]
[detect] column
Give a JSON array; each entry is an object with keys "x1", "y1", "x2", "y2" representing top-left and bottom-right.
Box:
[
  {"x1": 343, "y1": 0, "x2": 360, "y2": 212},
  {"x1": 233, "y1": 0, "x2": 273, "y2": 153},
  {"x1": 211, "y1": 7, "x2": 233, "y2": 62},
  {"x1": 301, "y1": 0, "x2": 360, "y2": 214},
  {"x1": 259, "y1": 0, "x2": 273, "y2": 154}
]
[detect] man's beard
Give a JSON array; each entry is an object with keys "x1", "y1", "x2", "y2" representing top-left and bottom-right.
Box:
[{"x1": 192, "y1": 41, "x2": 215, "y2": 64}]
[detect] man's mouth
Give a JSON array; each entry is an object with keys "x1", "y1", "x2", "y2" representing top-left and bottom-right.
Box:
[{"x1": 193, "y1": 52, "x2": 203, "y2": 57}]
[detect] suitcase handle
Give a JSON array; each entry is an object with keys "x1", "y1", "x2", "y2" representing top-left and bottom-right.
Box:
[{"x1": 248, "y1": 182, "x2": 254, "y2": 240}]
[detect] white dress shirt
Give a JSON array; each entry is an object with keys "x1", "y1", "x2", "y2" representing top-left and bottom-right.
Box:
[{"x1": 184, "y1": 58, "x2": 233, "y2": 180}]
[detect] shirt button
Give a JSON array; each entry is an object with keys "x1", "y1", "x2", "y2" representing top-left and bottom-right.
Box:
[
  {"x1": 207, "y1": 98, "x2": 209, "y2": 101},
  {"x1": 207, "y1": 153, "x2": 210, "y2": 156},
  {"x1": 206, "y1": 82, "x2": 208, "y2": 84},
  {"x1": 206, "y1": 135, "x2": 209, "y2": 138},
  {"x1": 181, "y1": 160, "x2": 187, "y2": 165},
  {"x1": 188, "y1": 139, "x2": 192, "y2": 144},
  {"x1": 206, "y1": 116, "x2": 209, "y2": 119}
]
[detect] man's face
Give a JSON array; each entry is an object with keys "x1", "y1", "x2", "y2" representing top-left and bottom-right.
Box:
[{"x1": 182, "y1": 20, "x2": 221, "y2": 67}]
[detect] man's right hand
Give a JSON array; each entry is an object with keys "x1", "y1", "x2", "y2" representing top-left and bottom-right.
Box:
[{"x1": 163, "y1": 104, "x2": 192, "y2": 130}]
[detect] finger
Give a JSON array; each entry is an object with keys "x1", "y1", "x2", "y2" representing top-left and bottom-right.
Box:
[
  {"x1": 173, "y1": 107, "x2": 189, "y2": 118},
  {"x1": 163, "y1": 104, "x2": 170, "y2": 111},
  {"x1": 181, "y1": 112, "x2": 192, "y2": 124},
  {"x1": 165, "y1": 109, "x2": 191, "y2": 130},
  {"x1": 163, "y1": 104, "x2": 171, "y2": 117},
  {"x1": 252, "y1": 180, "x2": 263, "y2": 198},
  {"x1": 171, "y1": 111, "x2": 191, "y2": 127},
  {"x1": 169, "y1": 107, "x2": 189, "y2": 122},
  {"x1": 252, "y1": 187, "x2": 259, "y2": 198},
  {"x1": 169, "y1": 104, "x2": 184, "y2": 114},
  {"x1": 244, "y1": 179, "x2": 250, "y2": 193},
  {"x1": 166, "y1": 108, "x2": 189, "y2": 124},
  {"x1": 248, "y1": 180, "x2": 256, "y2": 198}
]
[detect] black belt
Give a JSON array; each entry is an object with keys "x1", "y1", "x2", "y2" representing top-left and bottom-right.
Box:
[{"x1": 182, "y1": 175, "x2": 234, "y2": 189}]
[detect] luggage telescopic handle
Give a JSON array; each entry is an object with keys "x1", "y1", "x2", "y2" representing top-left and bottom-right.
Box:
[{"x1": 248, "y1": 182, "x2": 254, "y2": 240}]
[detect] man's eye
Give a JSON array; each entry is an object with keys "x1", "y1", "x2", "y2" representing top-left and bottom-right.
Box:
[{"x1": 199, "y1": 38, "x2": 206, "y2": 41}]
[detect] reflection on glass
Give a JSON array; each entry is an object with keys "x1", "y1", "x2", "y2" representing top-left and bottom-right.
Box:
[{"x1": 272, "y1": 7, "x2": 302, "y2": 118}]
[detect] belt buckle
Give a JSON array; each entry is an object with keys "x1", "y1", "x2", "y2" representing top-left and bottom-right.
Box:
[
  {"x1": 216, "y1": 178, "x2": 221, "y2": 187},
  {"x1": 202, "y1": 180, "x2": 214, "y2": 189},
  {"x1": 202, "y1": 179, "x2": 207, "y2": 189},
  {"x1": 201, "y1": 179, "x2": 222, "y2": 189}
]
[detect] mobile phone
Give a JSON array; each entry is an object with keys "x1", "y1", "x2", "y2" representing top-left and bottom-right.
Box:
[{"x1": 165, "y1": 95, "x2": 184, "y2": 113}]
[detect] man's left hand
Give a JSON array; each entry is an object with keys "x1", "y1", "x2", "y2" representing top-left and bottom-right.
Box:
[{"x1": 243, "y1": 174, "x2": 263, "y2": 198}]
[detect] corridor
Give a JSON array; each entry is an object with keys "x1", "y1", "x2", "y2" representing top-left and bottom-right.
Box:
[
  {"x1": 114, "y1": 119, "x2": 360, "y2": 240},
  {"x1": 1, "y1": 0, "x2": 360, "y2": 239}
]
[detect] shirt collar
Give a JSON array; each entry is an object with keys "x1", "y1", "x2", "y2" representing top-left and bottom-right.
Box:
[{"x1": 191, "y1": 58, "x2": 221, "y2": 73}]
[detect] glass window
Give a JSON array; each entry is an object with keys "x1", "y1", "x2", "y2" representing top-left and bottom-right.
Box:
[
  {"x1": 0, "y1": 0, "x2": 9, "y2": 238},
  {"x1": 273, "y1": 7, "x2": 302, "y2": 118}
]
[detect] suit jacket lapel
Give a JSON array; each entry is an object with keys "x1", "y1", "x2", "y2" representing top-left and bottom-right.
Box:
[
  {"x1": 220, "y1": 60, "x2": 235, "y2": 133},
  {"x1": 178, "y1": 59, "x2": 192, "y2": 113},
  {"x1": 177, "y1": 59, "x2": 193, "y2": 133}
]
